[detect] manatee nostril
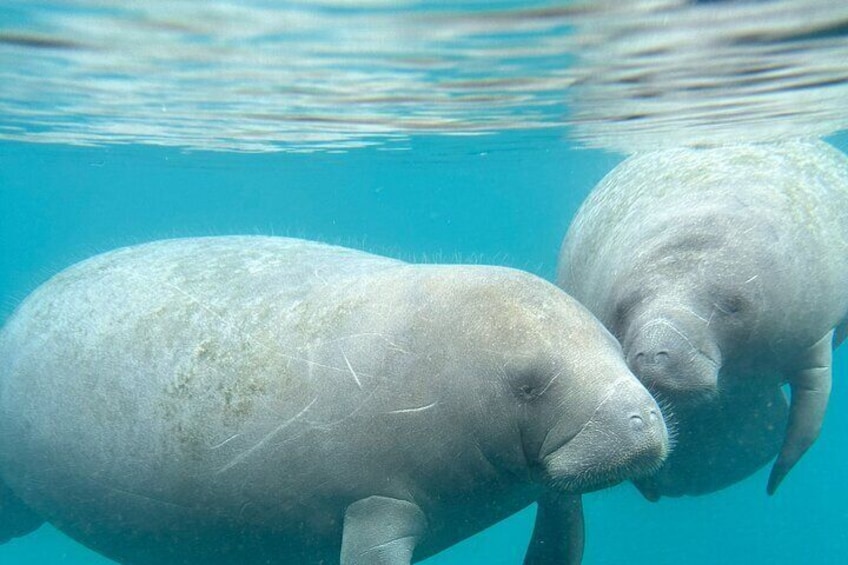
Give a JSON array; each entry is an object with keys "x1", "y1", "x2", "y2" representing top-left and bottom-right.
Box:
[
  {"x1": 628, "y1": 408, "x2": 663, "y2": 434},
  {"x1": 632, "y1": 351, "x2": 670, "y2": 367}
]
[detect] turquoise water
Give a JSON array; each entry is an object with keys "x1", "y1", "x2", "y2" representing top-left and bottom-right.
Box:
[
  {"x1": 1, "y1": 131, "x2": 847, "y2": 564},
  {"x1": 2, "y1": 0, "x2": 848, "y2": 563}
]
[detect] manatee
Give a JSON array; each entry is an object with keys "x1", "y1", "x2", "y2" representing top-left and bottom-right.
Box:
[
  {"x1": 0, "y1": 236, "x2": 668, "y2": 564},
  {"x1": 633, "y1": 383, "x2": 788, "y2": 500},
  {"x1": 558, "y1": 140, "x2": 848, "y2": 495}
]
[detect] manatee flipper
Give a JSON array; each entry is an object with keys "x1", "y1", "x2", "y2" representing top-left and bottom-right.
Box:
[
  {"x1": 523, "y1": 493, "x2": 583, "y2": 565},
  {"x1": 1, "y1": 478, "x2": 44, "y2": 543},
  {"x1": 340, "y1": 496, "x2": 427, "y2": 565},
  {"x1": 767, "y1": 330, "x2": 834, "y2": 495}
]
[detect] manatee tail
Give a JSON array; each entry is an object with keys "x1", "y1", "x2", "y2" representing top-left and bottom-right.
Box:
[
  {"x1": 767, "y1": 330, "x2": 834, "y2": 495},
  {"x1": 0, "y1": 477, "x2": 43, "y2": 544}
]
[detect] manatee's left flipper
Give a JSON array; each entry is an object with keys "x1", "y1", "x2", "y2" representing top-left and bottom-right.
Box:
[
  {"x1": 767, "y1": 330, "x2": 834, "y2": 495},
  {"x1": 523, "y1": 493, "x2": 584, "y2": 565},
  {"x1": 340, "y1": 496, "x2": 427, "y2": 565}
]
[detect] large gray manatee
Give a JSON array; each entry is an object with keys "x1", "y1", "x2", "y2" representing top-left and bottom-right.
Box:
[
  {"x1": 558, "y1": 140, "x2": 848, "y2": 496},
  {"x1": 0, "y1": 236, "x2": 668, "y2": 565}
]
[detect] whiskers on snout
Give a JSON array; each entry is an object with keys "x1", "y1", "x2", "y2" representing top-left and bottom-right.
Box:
[
  {"x1": 546, "y1": 450, "x2": 669, "y2": 495},
  {"x1": 644, "y1": 386, "x2": 679, "y2": 455}
]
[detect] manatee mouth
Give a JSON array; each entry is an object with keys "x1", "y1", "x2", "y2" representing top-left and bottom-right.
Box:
[{"x1": 543, "y1": 443, "x2": 667, "y2": 495}]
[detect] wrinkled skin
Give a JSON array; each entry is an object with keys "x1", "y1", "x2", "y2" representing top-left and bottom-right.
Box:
[
  {"x1": 1, "y1": 236, "x2": 668, "y2": 564},
  {"x1": 559, "y1": 141, "x2": 848, "y2": 496}
]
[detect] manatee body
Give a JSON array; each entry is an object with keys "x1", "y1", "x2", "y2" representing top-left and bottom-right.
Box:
[
  {"x1": 633, "y1": 384, "x2": 788, "y2": 500},
  {"x1": 0, "y1": 236, "x2": 668, "y2": 564},
  {"x1": 558, "y1": 140, "x2": 848, "y2": 495}
]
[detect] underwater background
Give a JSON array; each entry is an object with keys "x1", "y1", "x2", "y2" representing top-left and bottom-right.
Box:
[{"x1": 2, "y1": 1, "x2": 848, "y2": 563}]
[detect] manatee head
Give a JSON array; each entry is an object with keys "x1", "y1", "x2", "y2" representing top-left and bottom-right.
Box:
[
  {"x1": 362, "y1": 266, "x2": 670, "y2": 495},
  {"x1": 531, "y1": 371, "x2": 669, "y2": 494},
  {"x1": 439, "y1": 269, "x2": 671, "y2": 494},
  {"x1": 615, "y1": 255, "x2": 765, "y2": 405}
]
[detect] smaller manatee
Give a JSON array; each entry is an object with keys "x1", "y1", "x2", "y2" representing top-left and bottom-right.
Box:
[{"x1": 559, "y1": 140, "x2": 848, "y2": 494}]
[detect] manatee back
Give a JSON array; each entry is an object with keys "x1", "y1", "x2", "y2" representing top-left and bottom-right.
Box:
[
  {"x1": 0, "y1": 237, "x2": 405, "y2": 547},
  {"x1": 559, "y1": 140, "x2": 848, "y2": 330}
]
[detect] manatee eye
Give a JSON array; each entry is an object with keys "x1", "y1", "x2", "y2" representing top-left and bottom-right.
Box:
[
  {"x1": 509, "y1": 370, "x2": 543, "y2": 402},
  {"x1": 506, "y1": 360, "x2": 555, "y2": 402},
  {"x1": 613, "y1": 290, "x2": 643, "y2": 332},
  {"x1": 719, "y1": 295, "x2": 746, "y2": 315},
  {"x1": 708, "y1": 283, "x2": 750, "y2": 317},
  {"x1": 519, "y1": 384, "x2": 536, "y2": 398}
]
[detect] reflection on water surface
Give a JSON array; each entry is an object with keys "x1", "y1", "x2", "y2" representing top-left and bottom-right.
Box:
[{"x1": 0, "y1": 0, "x2": 846, "y2": 152}]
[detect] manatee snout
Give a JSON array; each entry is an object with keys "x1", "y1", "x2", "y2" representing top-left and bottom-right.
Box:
[
  {"x1": 543, "y1": 376, "x2": 669, "y2": 493},
  {"x1": 625, "y1": 318, "x2": 721, "y2": 402},
  {"x1": 598, "y1": 378, "x2": 669, "y2": 476}
]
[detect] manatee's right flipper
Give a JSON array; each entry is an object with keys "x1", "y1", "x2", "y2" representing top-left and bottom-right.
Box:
[
  {"x1": 1, "y1": 478, "x2": 44, "y2": 543},
  {"x1": 767, "y1": 330, "x2": 834, "y2": 495},
  {"x1": 340, "y1": 496, "x2": 427, "y2": 565},
  {"x1": 523, "y1": 493, "x2": 583, "y2": 565}
]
